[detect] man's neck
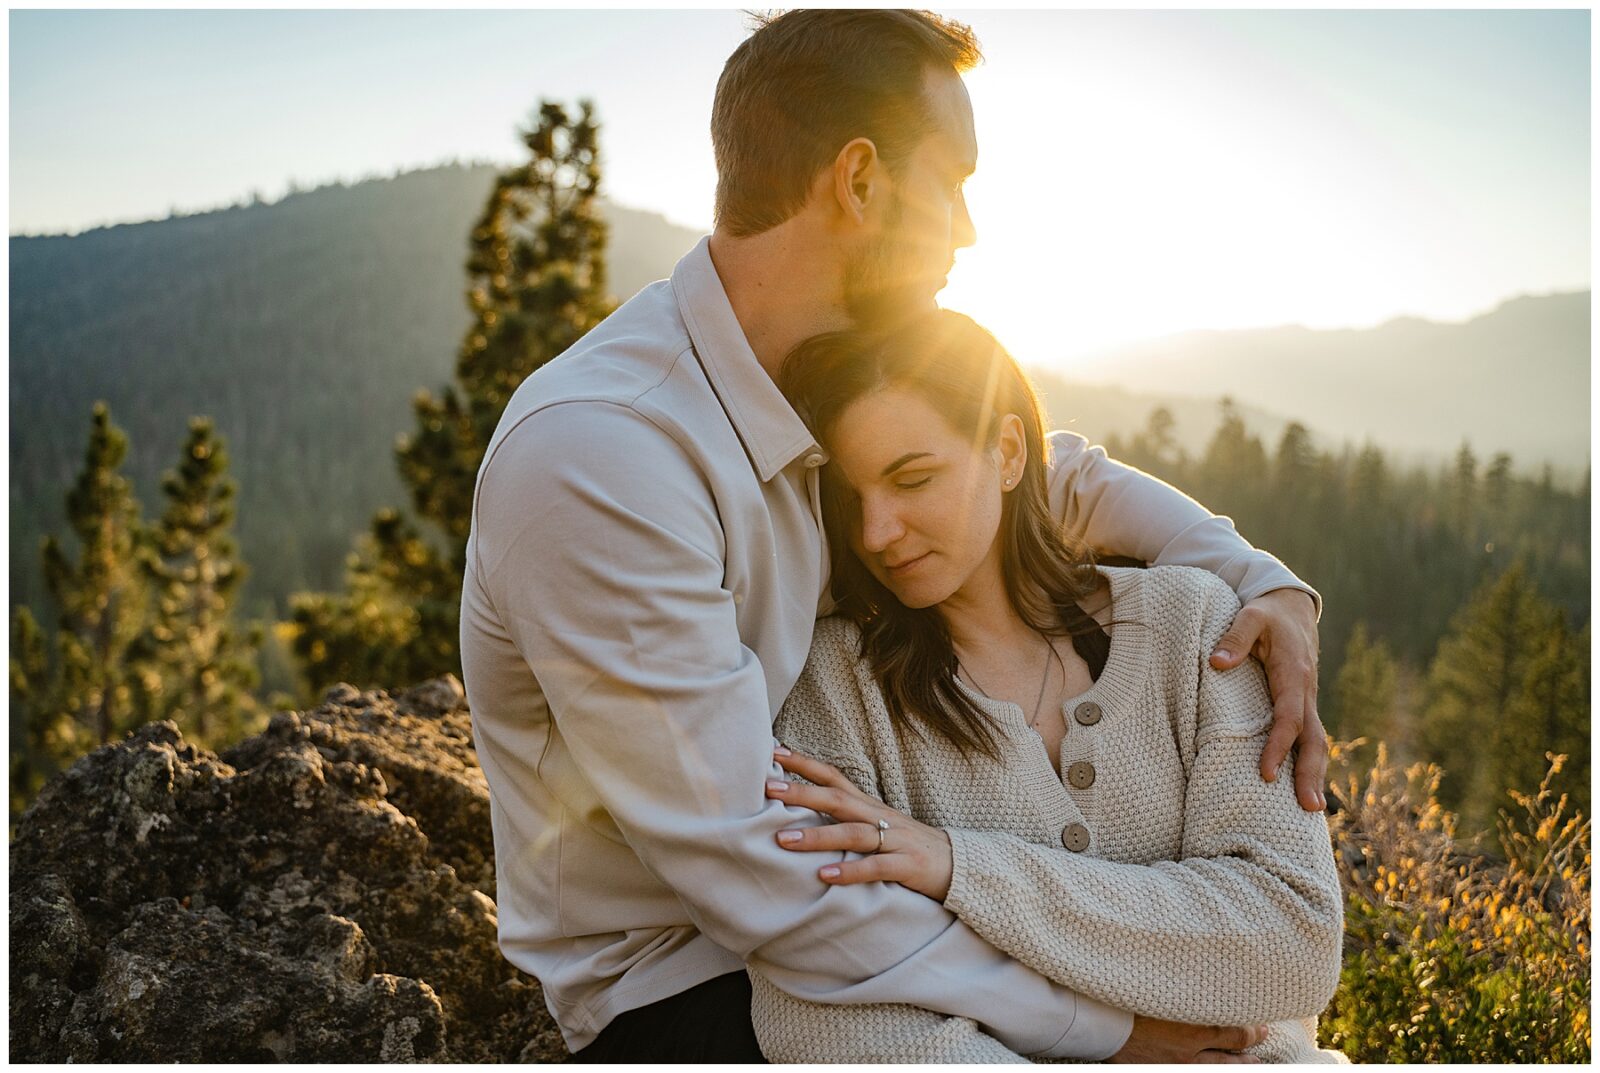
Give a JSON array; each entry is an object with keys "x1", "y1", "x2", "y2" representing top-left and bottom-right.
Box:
[{"x1": 707, "y1": 222, "x2": 851, "y2": 381}]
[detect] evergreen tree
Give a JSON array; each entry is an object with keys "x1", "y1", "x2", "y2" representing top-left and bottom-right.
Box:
[
  {"x1": 8, "y1": 606, "x2": 89, "y2": 822},
  {"x1": 37, "y1": 403, "x2": 153, "y2": 747},
  {"x1": 1449, "y1": 441, "x2": 1479, "y2": 540},
  {"x1": 1329, "y1": 622, "x2": 1399, "y2": 745},
  {"x1": 128, "y1": 418, "x2": 262, "y2": 747},
  {"x1": 1502, "y1": 615, "x2": 1589, "y2": 818},
  {"x1": 1419, "y1": 564, "x2": 1573, "y2": 833},
  {"x1": 290, "y1": 100, "x2": 615, "y2": 693}
]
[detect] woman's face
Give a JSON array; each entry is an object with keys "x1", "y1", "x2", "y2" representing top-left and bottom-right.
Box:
[{"x1": 826, "y1": 386, "x2": 1022, "y2": 610}]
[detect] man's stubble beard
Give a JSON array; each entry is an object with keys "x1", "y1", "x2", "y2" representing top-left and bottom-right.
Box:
[{"x1": 841, "y1": 189, "x2": 936, "y2": 330}]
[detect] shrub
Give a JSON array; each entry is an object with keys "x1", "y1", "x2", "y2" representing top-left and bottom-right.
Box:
[{"x1": 1321, "y1": 742, "x2": 1590, "y2": 1062}]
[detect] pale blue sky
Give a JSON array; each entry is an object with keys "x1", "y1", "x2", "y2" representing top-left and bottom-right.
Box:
[{"x1": 9, "y1": 7, "x2": 1590, "y2": 360}]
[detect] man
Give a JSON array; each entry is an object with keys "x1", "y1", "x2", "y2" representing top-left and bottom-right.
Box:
[{"x1": 462, "y1": 9, "x2": 1327, "y2": 1063}]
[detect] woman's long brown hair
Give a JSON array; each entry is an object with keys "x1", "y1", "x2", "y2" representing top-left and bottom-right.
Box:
[{"x1": 779, "y1": 310, "x2": 1102, "y2": 759}]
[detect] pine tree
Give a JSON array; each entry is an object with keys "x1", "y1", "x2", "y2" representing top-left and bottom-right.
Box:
[
  {"x1": 1502, "y1": 615, "x2": 1589, "y2": 818},
  {"x1": 1329, "y1": 622, "x2": 1399, "y2": 745},
  {"x1": 8, "y1": 606, "x2": 89, "y2": 823},
  {"x1": 38, "y1": 403, "x2": 153, "y2": 747},
  {"x1": 290, "y1": 100, "x2": 616, "y2": 694},
  {"x1": 1419, "y1": 564, "x2": 1559, "y2": 833},
  {"x1": 1449, "y1": 441, "x2": 1479, "y2": 541},
  {"x1": 128, "y1": 417, "x2": 262, "y2": 747}
]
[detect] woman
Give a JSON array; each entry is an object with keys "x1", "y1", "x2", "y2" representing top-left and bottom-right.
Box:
[{"x1": 749, "y1": 310, "x2": 1345, "y2": 1062}]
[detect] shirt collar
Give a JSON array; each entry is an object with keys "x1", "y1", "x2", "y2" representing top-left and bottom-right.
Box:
[{"x1": 671, "y1": 236, "x2": 825, "y2": 482}]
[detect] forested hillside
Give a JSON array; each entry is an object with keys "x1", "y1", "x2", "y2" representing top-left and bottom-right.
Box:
[{"x1": 10, "y1": 164, "x2": 702, "y2": 618}]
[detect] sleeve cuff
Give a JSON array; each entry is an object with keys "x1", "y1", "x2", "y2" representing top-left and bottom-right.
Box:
[
  {"x1": 1238, "y1": 578, "x2": 1323, "y2": 622},
  {"x1": 1037, "y1": 989, "x2": 1134, "y2": 1060}
]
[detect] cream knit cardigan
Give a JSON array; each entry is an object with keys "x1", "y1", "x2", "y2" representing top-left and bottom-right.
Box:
[{"x1": 751, "y1": 565, "x2": 1346, "y2": 1063}]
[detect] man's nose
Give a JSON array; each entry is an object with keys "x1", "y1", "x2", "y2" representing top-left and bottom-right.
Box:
[{"x1": 952, "y1": 188, "x2": 976, "y2": 250}]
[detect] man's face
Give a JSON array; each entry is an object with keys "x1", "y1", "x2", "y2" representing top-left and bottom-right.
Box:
[{"x1": 843, "y1": 68, "x2": 978, "y2": 323}]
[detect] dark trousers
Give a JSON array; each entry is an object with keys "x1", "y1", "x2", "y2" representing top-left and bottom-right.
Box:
[{"x1": 572, "y1": 970, "x2": 767, "y2": 1064}]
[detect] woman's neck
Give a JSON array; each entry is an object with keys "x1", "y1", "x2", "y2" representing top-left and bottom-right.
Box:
[{"x1": 937, "y1": 550, "x2": 1038, "y2": 660}]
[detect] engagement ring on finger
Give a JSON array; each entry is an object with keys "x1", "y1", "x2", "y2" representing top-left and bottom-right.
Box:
[{"x1": 874, "y1": 818, "x2": 890, "y2": 853}]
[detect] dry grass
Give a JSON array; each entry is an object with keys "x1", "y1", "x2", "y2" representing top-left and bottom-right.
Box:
[{"x1": 1320, "y1": 741, "x2": 1590, "y2": 1062}]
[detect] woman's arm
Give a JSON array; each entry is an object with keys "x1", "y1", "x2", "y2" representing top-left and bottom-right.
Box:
[
  {"x1": 754, "y1": 623, "x2": 1133, "y2": 1063},
  {"x1": 772, "y1": 585, "x2": 1343, "y2": 1029},
  {"x1": 750, "y1": 971, "x2": 1030, "y2": 1064}
]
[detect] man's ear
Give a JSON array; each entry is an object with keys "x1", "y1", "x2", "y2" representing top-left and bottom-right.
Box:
[{"x1": 829, "y1": 137, "x2": 884, "y2": 227}]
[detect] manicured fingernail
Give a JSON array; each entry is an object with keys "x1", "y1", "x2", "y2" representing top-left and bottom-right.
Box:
[
  {"x1": 773, "y1": 745, "x2": 791, "y2": 757},
  {"x1": 819, "y1": 866, "x2": 840, "y2": 879},
  {"x1": 1212, "y1": 647, "x2": 1232, "y2": 661},
  {"x1": 777, "y1": 830, "x2": 802, "y2": 844},
  {"x1": 766, "y1": 780, "x2": 789, "y2": 793}
]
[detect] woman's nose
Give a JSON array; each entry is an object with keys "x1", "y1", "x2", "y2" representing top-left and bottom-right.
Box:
[{"x1": 858, "y1": 497, "x2": 905, "y2": 554}]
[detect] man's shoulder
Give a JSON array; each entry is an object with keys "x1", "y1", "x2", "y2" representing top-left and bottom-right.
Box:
[
  {"x1": 482, "y1": 281, "x2": 714, "y2": 465},
  {"x1": 518, "y1": 280, "x2": 695, "y2": 411}
]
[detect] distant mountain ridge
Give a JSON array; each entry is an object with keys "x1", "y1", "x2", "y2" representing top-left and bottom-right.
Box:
[
  {"x1": 10, "y1": 162, "x2": 1586, "y2": 626},
  {"x1": 1071, "y1": 292, "x2": 1590, "y2": 470}
]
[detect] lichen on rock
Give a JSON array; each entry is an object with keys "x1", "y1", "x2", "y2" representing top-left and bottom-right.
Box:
[{"x1": 9, "y1": 676, "x2": 568, "y2": 1063}]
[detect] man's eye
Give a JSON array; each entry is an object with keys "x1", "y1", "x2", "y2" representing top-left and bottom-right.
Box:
[{"x1": 897, "y1": 476, "x2": 933, "y2": 491}]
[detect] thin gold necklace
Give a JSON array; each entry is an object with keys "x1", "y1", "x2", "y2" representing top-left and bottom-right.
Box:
[{"x1": 959, "y1": 632, "x2": 1061, "y2": 730}]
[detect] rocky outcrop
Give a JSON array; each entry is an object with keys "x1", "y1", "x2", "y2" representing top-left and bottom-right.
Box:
[{"x1": 9, "y1": 678, "x2": 569, "y2": 1063}]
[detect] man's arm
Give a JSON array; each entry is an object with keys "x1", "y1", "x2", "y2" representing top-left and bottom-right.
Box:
[
  {"x1": 473, "y1": 402, "x2": 1125, "y2": 1059},
  {"x1": 1046, "y1": 429, "x2": 1328, "y2": 810}
]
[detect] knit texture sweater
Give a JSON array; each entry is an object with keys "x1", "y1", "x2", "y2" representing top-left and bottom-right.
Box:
[{"x1": 751, "y1": 565, "x2": 1346, "y2": 1063}]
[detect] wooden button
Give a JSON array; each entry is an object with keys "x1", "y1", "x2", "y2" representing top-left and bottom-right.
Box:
[
  {"x1": 1074, "y1": 701, "x2": 1103, "y2": 726},
  {"x1": 1061, "y1": 823, "x2": 1090, "y2": 852},
  {"x1": 1067, "y1": 761, "x2": 1096, "y2": 789}
]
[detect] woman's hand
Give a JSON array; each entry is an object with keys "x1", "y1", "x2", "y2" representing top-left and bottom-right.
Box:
[{"x1": 767, "y1": 746, "x2": 954, "y2": 902}]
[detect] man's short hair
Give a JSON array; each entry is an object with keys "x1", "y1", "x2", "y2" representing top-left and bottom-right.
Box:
[{"x1": 711, "y1": 9, "x2": 982, "y2": 238}]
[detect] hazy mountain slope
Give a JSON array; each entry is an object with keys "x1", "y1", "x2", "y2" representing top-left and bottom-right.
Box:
[
  {"x1": 10, "y1": 164, "x2": 703, "y2": 616},
  {"x1": 1072, "y1": 293, "x2": 1590, "y2": 468},
  {"x1": 1027, "y1": 372, "x2": 1298, "y2": 460}
]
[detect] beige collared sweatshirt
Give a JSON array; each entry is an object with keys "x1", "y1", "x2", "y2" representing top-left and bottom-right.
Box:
[{"x1": 752, "y1": 565, "x2": 1347, "y2": 1063}]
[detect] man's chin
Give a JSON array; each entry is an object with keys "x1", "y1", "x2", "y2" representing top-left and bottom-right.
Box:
[{"x1": 845, "y1": 284, "x2": 942, "y2": 328}]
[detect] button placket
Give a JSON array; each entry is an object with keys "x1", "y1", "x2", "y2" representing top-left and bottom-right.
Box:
[{"x1": 1059, "y1": 696, "x2": 1104, "y2": 852}]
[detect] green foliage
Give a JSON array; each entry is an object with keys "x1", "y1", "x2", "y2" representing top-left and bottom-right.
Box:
[
  {"x1": 9, "y1": 605, "x2": 89, "y2": 821},
  {"x1": 1105, "y1": 404, "x2": 1588, "y2": 678},
  {"x1": 289, "y1": 101, "x2": 616, "y2": 695},
  {"x1": 10, "y1": 406, "x2": 264, "y2": 822},
  {"x1": 38, "y1": 403, "x2": 153, "y2": 747},
  {"x1": 1322, "y1": 744, "x2": 1590, "y2": 1062},
  {"x1": 1421, "y1": 565, "x2": 1589, "y2": 832},
  {"x1": 1328, "y1": 622, "x2": 1399, "y2": 745},
  {"x1": 126, "y1": 418, "x2": 264, "y2": 748}
]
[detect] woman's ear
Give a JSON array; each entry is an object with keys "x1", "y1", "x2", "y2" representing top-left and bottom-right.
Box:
[{"x1": 997, "y1": 414, "x2": 1026, "y2": 490}]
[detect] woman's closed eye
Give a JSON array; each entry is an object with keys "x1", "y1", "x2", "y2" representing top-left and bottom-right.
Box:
[{"x1": 896, "y1": 475, "x2": 933, "y2": 491}]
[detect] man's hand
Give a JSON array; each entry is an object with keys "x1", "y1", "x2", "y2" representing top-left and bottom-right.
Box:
[
  {"x1": 1208, "y1": 587, "x2": 1327, "y2": 812},
  {"x1": 1110, "y1": 1015, "x2": 1268, "y2": 1063}
]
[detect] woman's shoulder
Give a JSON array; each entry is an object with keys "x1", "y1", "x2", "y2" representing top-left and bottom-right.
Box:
[
  {"x1": 1102, "y1": 564, "x2": 1239, "y2": 649},
  {"x1": 777, "y1": 617, "x2": 881, "y2": 770},
  {"x1": 807, "y1": 615, "x2": 865, "y2": 669}
]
